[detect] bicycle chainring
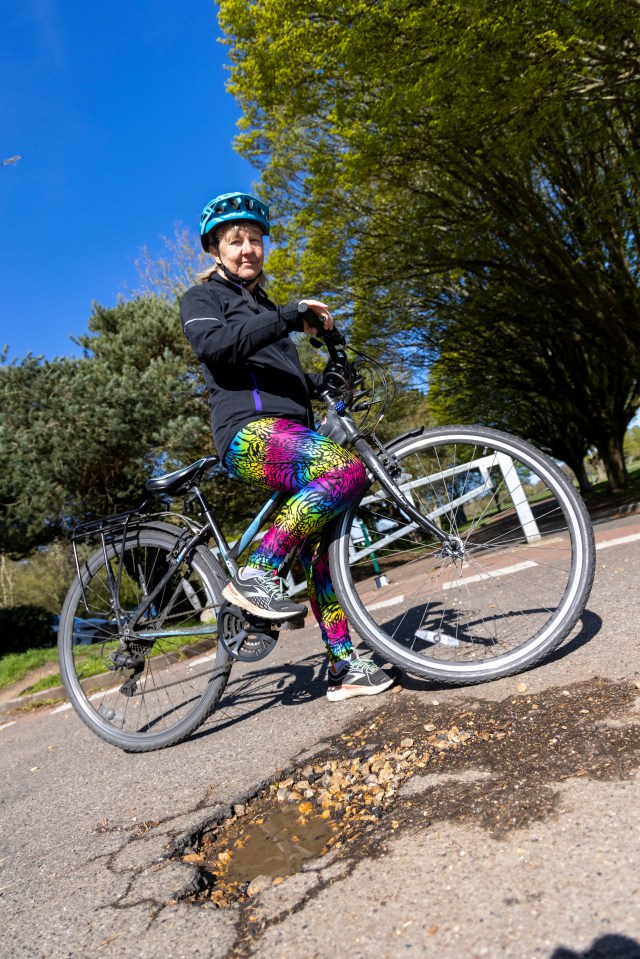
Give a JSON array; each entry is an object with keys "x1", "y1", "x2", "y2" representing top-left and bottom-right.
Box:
[{"x1": 217, "y1": 601, "x2": 279, "y2": 662}]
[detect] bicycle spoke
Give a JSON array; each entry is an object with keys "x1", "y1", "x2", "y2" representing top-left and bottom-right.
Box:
[
  {"x1": 332, "y1": 427, "x2": 594, "y2": 683},
  {"x1": 59, "y1": 527, "x2": 232, "y2": 750}
]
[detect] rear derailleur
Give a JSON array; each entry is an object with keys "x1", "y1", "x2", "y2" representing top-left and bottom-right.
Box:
[{"x1": 107, "y1": 639, "x2": 153, "y2": 697}]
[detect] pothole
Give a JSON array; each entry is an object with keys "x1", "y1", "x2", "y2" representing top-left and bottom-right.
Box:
[
  {"x1": 182, "y1": 732, "x2": 435, "y2": 907},
  {"x1": 176, "y1": 676, "x2": 640, "y2": 911}
]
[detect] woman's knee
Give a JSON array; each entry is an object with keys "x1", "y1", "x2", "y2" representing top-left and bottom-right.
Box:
[{"x1": 331, "y1": 453, "x2": 368, "y2": 500}]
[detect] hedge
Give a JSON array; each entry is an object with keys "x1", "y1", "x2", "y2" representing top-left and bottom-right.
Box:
[{"x1": 0, "y1": 604, "x2": 56, "y2": 655}]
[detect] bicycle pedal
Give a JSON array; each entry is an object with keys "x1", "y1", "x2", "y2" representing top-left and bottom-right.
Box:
[{"x1": 281, "y1": 613, "x2": 307, "y2": 631}]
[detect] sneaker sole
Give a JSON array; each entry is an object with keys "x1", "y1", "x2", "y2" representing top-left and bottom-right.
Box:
[
  {"x1": 222, "y1": 583, "x2": 305, "y2": 622},
  {"x1": 326, "y1": 677, "x2": 395, "y2": 702}
]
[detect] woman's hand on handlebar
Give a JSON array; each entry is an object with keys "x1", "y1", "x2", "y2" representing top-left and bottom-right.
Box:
[{"x1": 299, "y1": 299, "x2": 333, "y2": 335}]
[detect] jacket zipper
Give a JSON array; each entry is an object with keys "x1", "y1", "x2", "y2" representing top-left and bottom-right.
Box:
[{"x1": 249, "y1": 372, "x2": 263, "y2": 412}]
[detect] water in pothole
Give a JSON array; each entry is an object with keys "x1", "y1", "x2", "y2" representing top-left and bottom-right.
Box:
[
  {"x1": 213, "y1": 806, "x2": 335, "y2": 884},
  {"x1": 186, "y1": 678, "x2": 640, "y2": 907}
]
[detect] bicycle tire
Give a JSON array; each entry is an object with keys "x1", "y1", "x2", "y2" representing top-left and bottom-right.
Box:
[
  {"x1": 58, "y1": 524, "x2": 232, "y2": 751},
  {"x1": 329, "y1": 425, "x2": 595, "y2": 684}
]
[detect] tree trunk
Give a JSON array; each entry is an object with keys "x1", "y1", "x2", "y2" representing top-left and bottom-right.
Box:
[
  {"x1": 598, "y1": 434, "x2": 629, "y2": 493},
  {"x1": 569, "y1": 459, "x2": 592, "y2": 496}
]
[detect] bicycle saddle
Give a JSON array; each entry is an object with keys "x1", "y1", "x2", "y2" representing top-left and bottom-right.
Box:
[{"x1": 145, "y1": 455, "x2": 220, "y2": 496}]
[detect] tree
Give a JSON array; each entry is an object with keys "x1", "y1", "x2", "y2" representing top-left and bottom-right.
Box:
[
  {"x1": 217, "y1": 0, "x2": 640, "y2": 490},
  {"x1": 0, "y1": 297, "x2": 211, "y2": 555},
  {"x1": 624, "y1": 422, "x2": 640, "y2": 464},
  {"x1": 0, "y1": 292, "x2": 276, "y2": 557},
  {"x1": 130, "y1": 224, "x2": 209, "y2": 300}
]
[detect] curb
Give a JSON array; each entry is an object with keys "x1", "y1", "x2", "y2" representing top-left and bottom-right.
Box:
[
  {"x1": 0, "y1": 683, "x2": 68, "y2": 715},
  {"x1": 589, "y1": 499, "x2": 640, "y2": 522}
]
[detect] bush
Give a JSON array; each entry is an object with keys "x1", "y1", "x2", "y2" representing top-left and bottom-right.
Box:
[
  {"x1": 1, "y1": 542, "x2": 76, "y2": 614},
  {"x1": 0, "y1": 604, "x2": 56, "y2": 655}
]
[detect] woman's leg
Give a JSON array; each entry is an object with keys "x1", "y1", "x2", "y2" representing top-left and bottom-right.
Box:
[
  {"x1": 224, "y1": 417, "x2": 395, "y2": 697},
  {"x1": 224, "y1": 417, "x2": 368, "y2": 570},
  {"x1": 298, "y1": 534, "x2": 352, "y2": 664}
]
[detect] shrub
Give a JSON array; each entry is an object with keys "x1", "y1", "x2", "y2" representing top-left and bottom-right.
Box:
[{"x1": 0, "y1": 604, "x2": 56, "y2": 655}]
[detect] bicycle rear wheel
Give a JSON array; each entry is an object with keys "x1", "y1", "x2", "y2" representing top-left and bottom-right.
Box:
[
  {"x1": 330, "y1": 426, "x2": 595, "y2": 684},
  {"x1": 58, "y1": 524, "x2": 232, "y2": 751}
]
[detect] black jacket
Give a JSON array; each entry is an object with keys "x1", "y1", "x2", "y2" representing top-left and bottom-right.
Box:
[{"x1": 180, "y1": 273, "x2": 322, "y2": 457}]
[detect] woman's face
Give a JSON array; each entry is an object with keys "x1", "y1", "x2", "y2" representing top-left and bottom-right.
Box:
[{"x1": 214, "y1": 223, "x2": 265, "y2": 285}]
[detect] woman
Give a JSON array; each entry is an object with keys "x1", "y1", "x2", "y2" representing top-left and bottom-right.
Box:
[{"x1": 180, "y1": 190, "x2": 394, "y2": 701}]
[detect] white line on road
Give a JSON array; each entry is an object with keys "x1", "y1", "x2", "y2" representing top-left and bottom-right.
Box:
[
  {"x1": 189, "y1": 654, "x2": 219, "y2": 668},
  {"x1": 367, "y1": 595, "x2": 405, "y2": 611},
  {"x1": 52, "y1": 684, "x2": 120, "y2": 714},
  {"x1": 0, "y1": 720, "x2": 17, "y2": 731},
  {"x1": 442, "y1": 560, "x2": 538, "y2": 590},
  {"x1": 595, "y1": 532, "x2": 640, "y2": 551}
]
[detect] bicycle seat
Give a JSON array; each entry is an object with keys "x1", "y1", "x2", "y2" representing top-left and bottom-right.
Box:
[{"x1": 145, "y1": 455, "x2": 220, "y2": 496}]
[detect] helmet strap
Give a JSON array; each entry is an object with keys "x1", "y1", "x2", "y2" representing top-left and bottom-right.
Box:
[{"x1": 214, "y1": 260, "x2": 256, "y2": 289}]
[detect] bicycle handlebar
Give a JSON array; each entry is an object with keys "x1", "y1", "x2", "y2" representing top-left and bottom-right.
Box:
[
  {"x1": 309, "y1": 326, "x2": 347, "y2": 360},
  {"x1": 309, "y1": 322, "x2": 346, "y2": 349},
  {"x1": 309, "y1": 321, "x2": 395, "y2": 428}
]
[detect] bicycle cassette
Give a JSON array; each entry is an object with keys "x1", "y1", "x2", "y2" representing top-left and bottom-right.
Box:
[{"x1": 217, "y1": 601, "x2": 280, "y2": 662}]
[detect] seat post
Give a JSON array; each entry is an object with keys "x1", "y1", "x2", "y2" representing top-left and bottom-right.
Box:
[{"x1": 190, "y1": 485, "x2": 236, "y2": 574}]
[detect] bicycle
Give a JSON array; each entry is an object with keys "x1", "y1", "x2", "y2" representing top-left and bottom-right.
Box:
[{"x1": 57, "y1": 327, "x2": 596, "y2": 751}]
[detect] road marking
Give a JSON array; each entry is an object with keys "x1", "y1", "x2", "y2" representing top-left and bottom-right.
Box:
[
  {"x1": 442, "y1": 560, "x2": 538, "y2": 590},
  {"x1": 189, "y1": 654, "x2": 219, "y2": 668},
  {"x1": 368, "y1": 595, "x2": 405, "y2": 611},
  {"x1": 595, "y1": 532, "x2": 640, "y2": 550},
  {"x1": 52, "y1": 685, "x2": 120, "y2": 714},
  {"x1": 0, "y1": 721, "x2": 17, "y2": 731}
]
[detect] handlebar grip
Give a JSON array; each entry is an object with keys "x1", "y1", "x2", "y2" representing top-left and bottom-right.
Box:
[{"x1": 298, "y1": 300, "x2": 347, "y2": 347}]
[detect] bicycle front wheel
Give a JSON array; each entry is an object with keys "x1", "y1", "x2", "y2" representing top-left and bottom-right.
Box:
[
  {"x1": 330, "y1": 426, "x2": 595, "y2": 684},
  {"x1": 58, "y1": 524, "x2": 232, "y2": 751}
]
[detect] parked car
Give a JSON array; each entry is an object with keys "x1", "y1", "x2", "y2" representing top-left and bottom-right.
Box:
[{"x1": 52, "y1": 616, "x2": 116, "y2": 645}]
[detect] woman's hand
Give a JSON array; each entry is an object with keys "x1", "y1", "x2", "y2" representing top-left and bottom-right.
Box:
[{"x1": 299, "y1": 299, "x2": 333, "y2": 335}]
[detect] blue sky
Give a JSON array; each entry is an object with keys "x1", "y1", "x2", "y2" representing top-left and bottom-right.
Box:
[{"x1": 0, "y1": 0, "x2": 257, "y2": 360}]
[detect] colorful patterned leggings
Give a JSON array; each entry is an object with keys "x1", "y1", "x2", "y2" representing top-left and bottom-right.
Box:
[{"x1": 223, "y1": 417, "x2": 369, "y2": 662}]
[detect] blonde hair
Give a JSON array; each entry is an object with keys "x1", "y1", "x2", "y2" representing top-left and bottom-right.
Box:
[{"x1": 197, "y1": 221, "x2": 266, "y2": 285}]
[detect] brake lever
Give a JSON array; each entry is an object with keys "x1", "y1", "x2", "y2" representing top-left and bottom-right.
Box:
[{"x1": 309, "y1": 324, "x2": 346, "y2": 349}]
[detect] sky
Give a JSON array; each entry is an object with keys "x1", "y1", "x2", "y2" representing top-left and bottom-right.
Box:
[{"x1": 0, "y1": 0, "x2": 258, "y2": 360}]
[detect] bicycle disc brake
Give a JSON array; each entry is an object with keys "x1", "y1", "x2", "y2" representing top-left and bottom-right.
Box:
[{"x1": 217, "y1": 601, "x2": 279, "y2": 662}]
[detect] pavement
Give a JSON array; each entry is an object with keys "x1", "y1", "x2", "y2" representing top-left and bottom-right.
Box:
[{"x1": 1, "y1": 510, "x2": 640, "y2": 959}]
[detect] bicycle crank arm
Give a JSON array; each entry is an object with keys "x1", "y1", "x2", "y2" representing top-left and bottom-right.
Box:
[{"x1": 217, "y1": 601, "x2": 279, "y2": 662}]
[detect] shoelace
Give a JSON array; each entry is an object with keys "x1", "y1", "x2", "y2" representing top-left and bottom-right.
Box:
[
  {"x1": 255, "y1": 570, "x2": 285, "y2": 601},
  {"x1": 349, "y1": 656, "x2": 379, "y2": 674}
]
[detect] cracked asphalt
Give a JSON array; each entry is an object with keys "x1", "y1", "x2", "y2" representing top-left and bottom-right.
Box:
[{"x1": 1, "y1": 511, "x2": 640, "y2": 959}]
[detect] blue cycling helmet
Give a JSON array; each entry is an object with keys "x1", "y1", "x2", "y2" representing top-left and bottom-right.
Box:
[{"x1": 199, "y1": 192, "x2": 270, "y2": 250}]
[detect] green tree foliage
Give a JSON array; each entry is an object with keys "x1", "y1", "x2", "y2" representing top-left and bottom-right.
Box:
[
  {"x1": 217, "y1": 0, "x2": 640, "y2": 490},
  {"x1": 0, "y1": 297, "x2": 212, "y2": 555},
  {"x1": 0, "y1": 543, "x2": 76, "y2": 613},
  {"x1": 624, "y1": 423, "x2": 640, "y2": 463}
]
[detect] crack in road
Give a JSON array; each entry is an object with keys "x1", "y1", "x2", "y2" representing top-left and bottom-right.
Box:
[{"x1": 93, "y1": 676, "x2": 640, "y2": 958}]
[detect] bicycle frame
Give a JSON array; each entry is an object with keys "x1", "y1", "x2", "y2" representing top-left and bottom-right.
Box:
[
  {"x1": 76, "y1": 331, "x2": 456, "y2": 637},
  {"x1": 320, "y1": 394, "x2": 454, "y2": 547}
]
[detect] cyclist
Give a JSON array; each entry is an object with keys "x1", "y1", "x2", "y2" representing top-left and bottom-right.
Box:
[{"x1": 180, "y1": 190, "x2": 395, "y2": 701}]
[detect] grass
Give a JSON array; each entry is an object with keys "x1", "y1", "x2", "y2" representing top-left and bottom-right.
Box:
[
  {"x1": 0, "y1": 647, "x2": 60, "y2": 692},
  {"x1": 580, "y1": 459, "x2": 640, "y2": 509},
  {"x1": 1, "y1": 628, "x2": 216, "y2": 697},
  {"x1": 19, "y1": 697, "x2": 66, "y2": 712}
]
